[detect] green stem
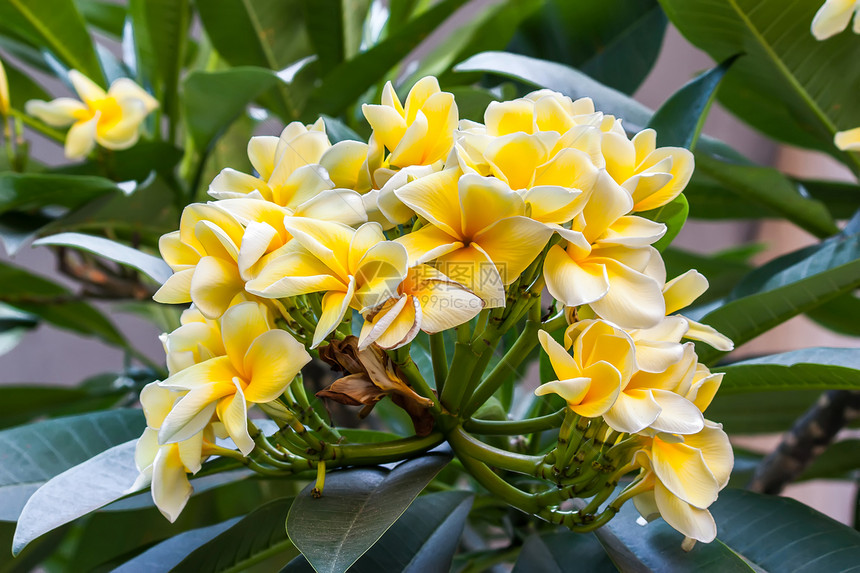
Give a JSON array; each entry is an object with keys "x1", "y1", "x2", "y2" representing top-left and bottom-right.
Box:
[
  {"x1": 9, "y1": 109, "x2": 65, "y2": 142},
  {"x1": 390, "y1": 345, "x2": 441, "y2": 415},
  {"x1": 429, "y1": 331, "x2": 447, "y2": 393},
  {"x1": 541, "y1": 311, "x2": 568, "y2": 333},
  {"x1": 334, "y1": 432, "x2": 445, "y2": 465},
  {"x1": 463, "y1": 409, "x2": 566, "y2": 435},
  {"x1": 440, "y1": 340, "x2": 479, "y2": 411},
  {"x1": 449, "y1": 426, "x2": 543, "y2": 476},
  {"x1": 455, "y1": 450, "x2": 541, "y2": 515},
  {"x1": 464, "y1": 313, "x2": 541, "y2": 417}
]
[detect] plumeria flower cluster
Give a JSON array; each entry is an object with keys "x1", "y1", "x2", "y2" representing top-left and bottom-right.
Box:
[{"x1": 139, "y1": 75, "x2": 734, "y2": 543}]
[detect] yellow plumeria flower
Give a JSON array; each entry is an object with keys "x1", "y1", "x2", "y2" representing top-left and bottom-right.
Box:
[
  {"x1": 661, "y1": 270, "x2": 734, "y2": 351},
  {"x1": 153, "y1": 203, "x2": 247, "y2": 319},
  {"x1": 632, "y1": 422, "x2": 733, "y2": 543},
  {"x1": 130, "y1": 382, "x2": 217, "y2": 522},
  {"x1": 835, "y1": 127, "x2": 860, "y2": 151},
  {"x1": 683, "y1": 363, "x2": 724, "y2": 414},
  {"x1": 159, "y1": 307, "x2": 225, "y2": 376},
  {"x1": 246, "y1": 219, "x2": 408, "y2": 347},
  {"x1": 362, "y1": 76, "x2": 458, "y2": 169},
  {"x1": 358, "y1": 264, "x2": 484, "y2": 350},
  {"x1": 0, "y1": 58, "x2": 9, "y2": 117},
  {"x1": 812, "y1": 0, "x2": 860, "y2": 39},
  {"x1": 158, "y1": 301, "x2": 310, "y2": 455},
  {"x1": 25, "y1": 70, "x2": 157, "y2": 159},
  {"x1": 535, "y1": 321, "x2": 636, "y2": 418},
  {"x1": 544, "y1": 172, "x2": 668, "y2": 329},
  {"x1": 602, "y1": 128, "x2": 694, "y2": 212},
  {"x1": 394, "y1": 170, "x2": 552, "y2": 306}
]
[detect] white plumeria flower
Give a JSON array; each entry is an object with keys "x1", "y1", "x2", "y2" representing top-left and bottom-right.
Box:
[{"x1": 812, "y1": 0, "x2": 860, "y2": 40}]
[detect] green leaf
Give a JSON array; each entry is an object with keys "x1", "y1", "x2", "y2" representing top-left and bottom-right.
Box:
[
  {"x1": 195, "y1": 0, "x2": 312, "y2": 119},
  {"x1": 806, "y1": 291, "x2": 860, "y2": 337},
  {"x1": 2, "y1": 59, "x2": 48, "y2": 111},
  {"x1": 322, "y1": 114, "x2": 363, "y2": 144},
  {"x1": 662, "y1": 246, "x2": 753, "y2": 303},
  {"x1": 447, "y1": 87, "x2": 497, "y2": 122},
  {"x1": 659, "y1": 0, "x2": 860, "y2": 170},
  {"x1": 710, "y1": 488, "x2": 860, "y2": 570},
  {"x1": 286, "y1": 453, "x2": 451, "y2": 573},
  {"x1": 707, "y1": 390, "x2": 820, "y2": 434},
  {"x1": 183, "y1": 67, "x2": 282, "y2": 151},
  {"x1": 284, "y1": 491, "x2": 473, "y2": 573},
  {"x1": 0, "y1": 380, "x2": 128, "y2": 429},
  {"x1": 164, "y1": 497, "x2": 299, "y2": 572},
  {"x1": 692, "y1": 222, "x2": 860, "y2": 364},
  {"x1": 0, "y1": 410, "x2": 143, "y2": 523},
  {"x1": 13, "y1": 439, "x2": 141, "y2": 554},
  {"x1": 0, "y1": 260, "x2": 127, "y2": 347},
  {"x1": 694, "y1": 154, "x2": 839, "y2": 239},
  {"x1": 127, "y1": 0, "x2": 190, "y2": 118},
  {"x1": 798, "y1": 439, "x2": 860, "y2": 482},
  {"x1": 302, "y1": 0, "x2": 470, "y2": 118},
  {"x1": 638, "y1": 194, "x2": 688, "y2": 252},
  {"x1": 648, "y1": 55, "x2": 738, "y2": 150},
  {"x1": 32, "y1": 232, "x2": 172, "y2": 283},
  {"x1": 595, "y1": 495, "x2": 754, "y2": 571},
  {"x1": 76, "y1": 0, "x2": 126, "y2": 37},
  {"x1": 0, "y1": 304, "x2": 37, "y2": 359},
  {"x1": 0, "y1": 173, "x2": 120, "y2": 216},
  {"x1": 0, "y1": 0, "x2": 104, "y2": 84},
  {"x1": 717, "y1": 347, "x2": 860, "y2": 393},
  {"x1": 54, "y1": 140, "x2": 184, "y2": 184},
  {"x1": 512, "y1": 531, "x2": 615, "y2": 573},
  {"x1": 800, "y1": 179, "x2": 860, "y2": 220},
  {"x1": 302, "y1": 0, "x2": 372, "y2": 76},
  {"x1": 511, "y1": 1, "x2": 667, "y2": 95},
  {"x1": 454, "y1": 51, "x2": 653, "y2": 129}
]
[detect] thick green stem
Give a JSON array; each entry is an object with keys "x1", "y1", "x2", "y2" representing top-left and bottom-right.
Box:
[
  {"x1": 463, "y1": 409, "x2": 566, "y2": 435},
  {"x1": 455, "y1": 449, "x2": 541, "y2": 515},
  {"x1": 429, "y1": 331, "x2": 447, "y2": 393},
  {"x1": 390, "y1": 345, "x2": 441, "y2": 415},
  {"x1": 449, "y1": 426, "x2": 543, "y2": 476},
  {"x1": 334, "y1": 432, "x2": 445, "y2": 465}
]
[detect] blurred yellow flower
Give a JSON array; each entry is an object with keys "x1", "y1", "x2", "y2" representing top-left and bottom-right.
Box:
[
  {"x1": 25, "y1": 70, "x2": 157, "y2": 159},
  {"x1": 0, "y1": 59, "x2": 9, "y2": 117},
  {"x1": 835, "y1": 127, "x2": 860, "y2": 151},
  {"x1": 812, "y1": 0, "x2": 860, "y2": 39}
]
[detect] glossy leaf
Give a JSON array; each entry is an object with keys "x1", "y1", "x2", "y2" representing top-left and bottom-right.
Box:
[
  {"x1": 595, "y1": 495, "x2": 753, "y2": 571},
  {"x1": 33, "y1": 232, "x2": 172, "y2": 284},
  {"x1": 707, "y1": 390, "x2": 821, "y2": 434},
  {"x1": 662, "y1": 246, "x2": 752, "y2": 303},
  {"x1": 0, "y1": 381, "x2": 128, "y2": 429},
  {"x1": 454, "y1": 51, "x2": 652, "y2": 129},
  {"x1": 286, "y1": 453, "x2": 451, "y2": 573},
  {"x1": 302, "y1": 0, "x2": 470, "y2": 118},
  {"x1": 2, "y1": 59, "x2": 48, "y2": 111},
  {"x1": 284, "y1": 491, "x2": 473, "y2": 573},
  {"x1": 711, "y1": 488, "x2": 860, "y2": 570},
  {"x1": 0, "y1": 173, "x2": 120, "y2": 216},
  {"x1": 0, "y1": 410, "x2": 143, "y2": 522},
  {"x1": 694, "y1": 155, "x2": 839, "y2": 239},
  {"x1": 76, "y1": 0, "x2": 126, "y2": 37},
  {"x1": 0, "y1": 304, "x2": 37, "y2": 358},
  {"x1": 717, "y1": 347, "x2": 860, "y2": 393},
  {"x1": 660, "y1": 0, "x2": 860, "y2": 168},
  {"x1": 0, "y1": 0, "x2": 104, "y2": 83},
  {"x1": 512, "y1": 531, "x2": 616, "y2": 573},
  {"x1": 639, "y1": 194, "x2": 688, "y2": 252},
  {"x1": 0, "y1": 260, "x2": 127, "y2": 347},
  {"x1": 648, "y1": 55, "x2": 738, "y2": 150},
  {"x1": 322, "y1": 115, "x2": 363, "y2": 144},
  {"x1": 13, "y1": 440, "x2": 140, "y2": 554},
  {"x1": 800, "y1": 179, "x2": 860, "y2": 220},
  {"x1": 806, "y1": 291, "x2": 860, "y2": 337},
  {"x1": 183, "y1": 67, "x2": 281, "y2": 151},
  {"x1": 303, "y1": 0, "x2": 372, "y2": 76},
  {"x1": 511, "y1": 1, "x2": 667, "y2": 95},
  {"x1": 691, "y1": 222, "x2": 860, "y2": 364}
]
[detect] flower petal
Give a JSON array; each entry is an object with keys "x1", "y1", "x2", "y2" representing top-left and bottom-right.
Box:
[
  {"x1": 395, "y1": 224, "x2": 462, "y2": 267},
  {"x1": 216, "y1": 381, "x2": 253, "y2": 455},
  {"x1": 812, "y1": 0, "x2": 856, "y2": 40},
  {"x1": 538, "y1": 329, "x2": 582, "y2": 380},
  {"x1": 153, "y1": 268, "x2": 194, "y2": 305},
  {"x1": 158, "y1": 383, "x2": 233, "y2": 445},
  {"x1": 25, "y1": 98, "x2": 86, "y2": 127},
  {"x1": 248, "y1": 135, "x2": 279, "y2": 180},
  {"x1": 189, "y1": 256, "x2": 244, "y2": 319},
  {"x1": 313, "y1": 279, "x2": 355, "y2": 348},
  {"x1": 649, "y1": 390, "x2": 705, "y2": 435},
  {"x1": 244, "y1": 329, "x2": 311, "y2": 402},
  {"x1": 394, "y1": 168, "x2": 462, "y2": 236},
  {"x1": 473, "y1": 216, "x2": 553, "y2": 284},
  {"x1": 663, "y1": 270, "x2": 709, "y2": 314},
  {"x1": 654, "y1": 482, "x2": 717, "y2": 543},
  {"x1": 544, "y1": 245, "x2": 610, "y2": 308},
  {"x1": 151, "y1": 445, "x2": 193, "y2": 522},
  {"x1": 603, "y1": 389, "x2": 662, "y2": 434},
  {"x1": 835, "y1": 126, "x2": 860, "y2": 151},
  {"x1": 589, "y1": 257, "x2": 665, "y2": 329},
  {"x1": 65, "y1": 115, "x2": 99, "y2": 159},
  {"x1": 245, "y1": 250, "x2": 344, "y2": 298},
  {"x1": 651, "y1": 438, "x2": 719, "y2": 508}
]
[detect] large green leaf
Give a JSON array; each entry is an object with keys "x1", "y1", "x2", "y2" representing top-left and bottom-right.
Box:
[
  {"x1": 806, "y1": 291, "x2": 860, "y2": 337},
  {"x1": 510, "y1": 1, "x2": 667, "y2": 95},
  {"x1": 0, "y1": 304, "x2": 37, "y2": 359},
  {"x1": 127, "y1": 0, "x2": 190, "y2": 119},
  {"x1": 195, "y1": 0, "x2": 311, "y2": 119},
  {"x1": 595, "y1": 496, "x2": 753, "y2": 571},
  {"x1": 286, "y1": 453, "x2": 451, "y2": 573},
  {"x1": 692, "y1": 222, "x2": 860, "y2": 364},
  {"x1": 717, "y1": 347, "x2": 860, "y2": 393},
  {"x1": 638, "y1": 194, "x2": 688, "y2": 252},
  {"x1": 0, "y1": 410, "x2": 143, "y2": 523},
  {"x1": 707, "y1": 390, "x2": 821, "y2": 434},
  {"x1": 711, "y1": 488, "x2": 860, "y2": 570},
  {"x1": 13, "y1": 439, "x2": 141, "y2": 554},
  {"x1": 76, "y1": 0, "x2": 126, "y2": 37},
  {"x1": 0, "y1": 260, "x2": 127, "y2": 347},
  {"x1": 2, "y1": 59, "x2": 48, "y2": 111},
  {"x1": 659, "y1": 0, "x2": 860, "y2": 170},
  {"x1": 33, "y1": 232, "x2": 172, "y2": 284},
  {"x1": 0, "y1": 173, "x2": 120, "y2": 216},
  {"x1": 0, "y1": 0, "x2": 104, "y2": 83},
  {"x1": 182, "y1": 67, "x2": 281, "y2": 151},
  {"x1": 301, "y1": 0, "x2": 470, "y2": 119},
  {"x1": 0, "y1": 380, "x2": 130, "y2": 429},
  {"x1": 512, "y1": 531, "x2": 615, "y2": 573},
  {"x1": 169, "y1": 497, "x2": 299, "y2": 572},
  {"x1": 454, "y1": 51, "x2": 653, "y2": 128},
  {"x1": 801, "y1": 179, "x2": 860, "y2": 220},
  {"x1": 695, "y1": 154, "x2": 839, "y2": 239},
  {"x1": 662, "y1": 246, "x2": 753, "y2": 303},
  {"x1": 648, "y1": 56, "x2": 738, "y2": 150},
  {"x1": 284, "y1": 491, "x2": 473, "y2": 572},
  {"x1": 302, "y1": 0, "x2": 372, "y2": 76}
]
